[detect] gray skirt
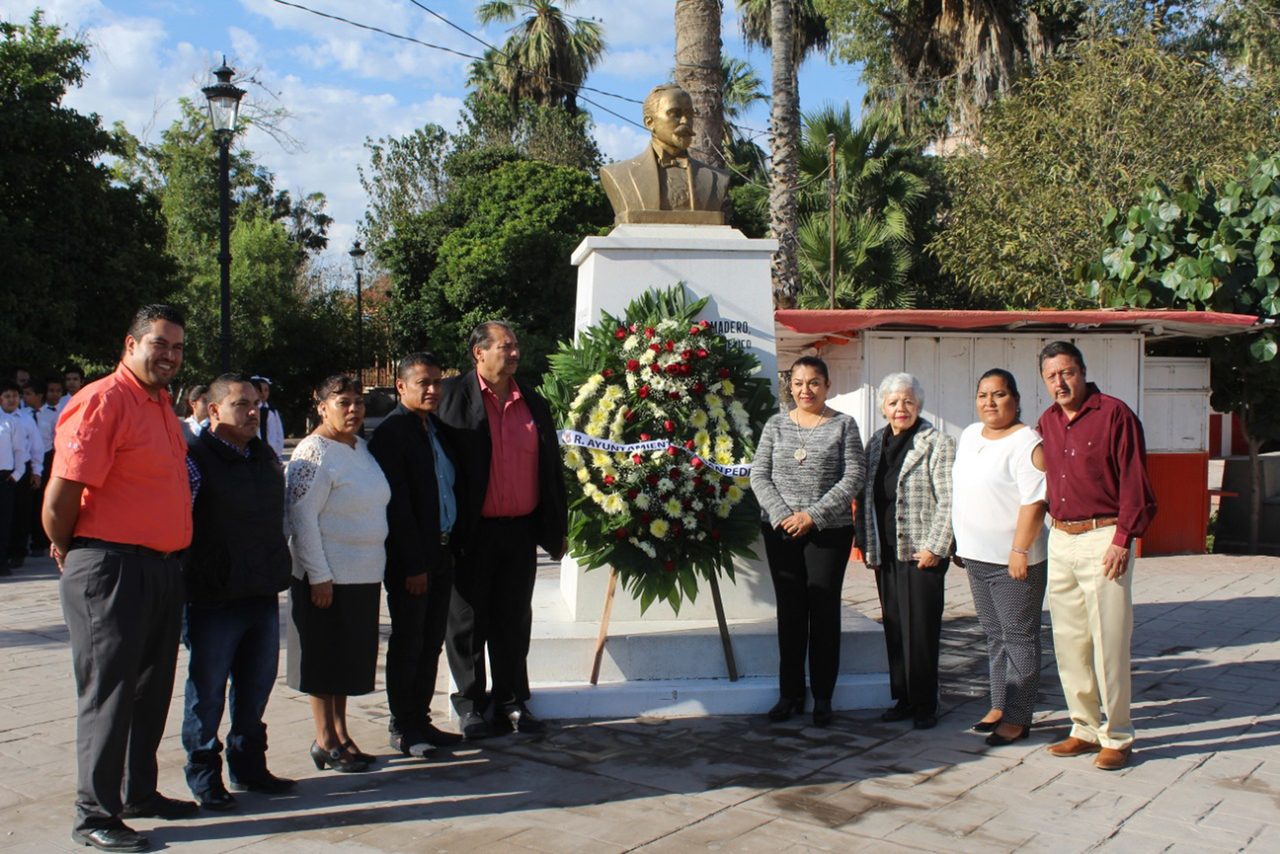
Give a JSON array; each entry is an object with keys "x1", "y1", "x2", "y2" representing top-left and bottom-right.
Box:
[{"x1": 286, "y1": 577, "x2": 381, "y2": 696}]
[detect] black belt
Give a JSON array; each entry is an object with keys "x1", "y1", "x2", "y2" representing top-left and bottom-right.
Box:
[
  {"x1": 69, "y1": 537, "x2": 185, "y2": 561},
  {"x1": 480, "y1": 514, "x2": 534, "y2": 526}
]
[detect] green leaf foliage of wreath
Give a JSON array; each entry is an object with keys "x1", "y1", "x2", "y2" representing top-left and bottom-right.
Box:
[{"x1": 540, "y1": 285, "x2": 775, "y2": 614}]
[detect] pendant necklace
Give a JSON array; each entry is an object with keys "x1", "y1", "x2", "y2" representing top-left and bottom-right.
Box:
[{"x1": 792, "y1": 407, "x2": 828, "y2": 464}]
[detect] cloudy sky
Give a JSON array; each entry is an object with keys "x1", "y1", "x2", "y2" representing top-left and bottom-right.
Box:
[{"x1": 3, "y1": 0, "x2": 865, "y2": 267}]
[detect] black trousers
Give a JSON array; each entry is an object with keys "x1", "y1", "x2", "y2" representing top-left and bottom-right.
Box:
[
  {"x1": 385, "y1": 551, "x2": 455, "y2": 735},
  {"x1": 30, "y1": 450, "x2": 54, "y2": 550},
  {"x1": 9, "y1": 464, "x2": 33, "y2": 560},
  {"x1": 59, "y1": 546, "x2": 184, "y2": 832},
  {"x1": 446, "y1": 515, "x2": 538, "y2": 716},
  {"x1": 0, "y1": 472, "x2": 14, "y2": 564},
  {"x1": 761, "y1": 523, "x2": 854, "y2": 701},
  {"x1": 876, "y1": 555, "x2": 947, "y2": 716}
]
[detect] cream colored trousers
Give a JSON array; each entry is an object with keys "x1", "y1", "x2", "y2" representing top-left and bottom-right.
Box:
[{"x1": 1046, "y1": 525, "x2": 1135, "y2": 749}]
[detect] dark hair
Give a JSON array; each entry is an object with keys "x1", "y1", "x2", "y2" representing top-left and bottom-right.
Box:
[
  {"x1": 398, "y1": 351, "x2": 444, "y2": 380},
  {"x1": 316, "y1": 374, "x2": 360, "y2": 401},
  {"x1": 62, "y1": 365, "x2": 84, "y2": 380},
  {"x1": 24, "y1": 379, "x2": 44, "y2": 395},
  {"x1": 127, "y1": 304, "x2": 186, "y2": 341},
  {"x1": 206, "y1": 374, "x2": 255, "y2": 407},
  {"x1": 187, "y1": 384, "x2": 209, "y2": 402},
  {"x1": 1038, "y1": 340, "x2": 1086, "y2": 373},
  {"x1": 0, "y1": 380, "x2": 21, "y2": 395},
  {"x1": 977, "y1": 368, "x2": 1020, "y2": 400},
  {"x1": 789, "y1": 355, "x2": 830, "y2": 383},
  {"x1": 467, "y1": 321, "x2": 514, "y2": 362}
]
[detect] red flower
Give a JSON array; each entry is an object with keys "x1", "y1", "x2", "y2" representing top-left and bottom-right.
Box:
[
  {"x1": 638, "y1": 385, "x2": 650, "y2": 398},
  {"x1": 682, "y1": 499, "x2": 692, "y2": 509},
  {"x1": 696, "y1": 348, "x2": 709, "y2": 359},
  {"x1": 627, "y1": 489, "x2": 638, "y2": 499},
  {"x1": 624, "y1": 409, "x2": 636, "y2": 421},
  {"x1": 649, "y1": 343, "x2": 662, "y2": 353},
  {"x1": 650, "y1": 364, "x2": 662, "y2": 373},
  {"x1": 718, "y1": 368, "x2": 731, "y2": 378},
  {"x1": 664, "y1": 420, "x2": 675, "y2": 433},
  {"x1": 627, "y1": 359, "x2": 641, "y2": 372},
  {"x1": 668, "y1": 391, "x2": 681, "y2": 400},
  {"x1": 629, "y1": 324, "x2": 637, "y2": 333},
  {"x1": 642, "y1": 512, "x2": 654, "y2": 522},
  {"x1": 678, "y1": 364, "x2": 692, "y2": 376},
  {"x1": 665, "y1": 364, "x2": 681, "y2": 375},
  {"x1": 711, "y1": 530, "x2": 721, "y2": 540},
  {"x1": 720, "y1": 482, "x2": 731, "y2": 494},
  {"x1": 640, "y1": 433, "x2": 651, "y2": 440},
  {"x1": 664, "y1": 340, "x2": 675, "y2": 352},
  {"x1": 603, "y1": 475, "x2": 615, "y2": 485},
  {"x1": 632, "y1": 454, "x2": 644, "y2": 464},
  {"x1": 684, "y1": 440, "x2": 695, "y2": 450},
  {"x1": 691, "y1": 457, "x2": 705, "y2": 469},
  {"x1": 614, "y1": 528, "x2": 628, "y2": 540},
  {"x1": 689, "y1": 326, "x2": 701, "y2": 335},
  {"x1": 666, "y1": 445, "x2": 678, "y2": 456},
  {"x1": 614, "y1": 328, "x2": 627, "y2": 340},
  {"x1": 692, "y1": 476, "x2": 704, "y2": 486},
  {"x1": 672, "y1": 524, "x2": 683, "y2": 537},
  {"x1": 669, "y1": 468, "x2": 681, "y2": 479},
  {"x1": 644, "y1": 326, "x2": 656, "y2": 338},
  {"x1": 602, "y1": 369, "x2": 614, "y2": 378},
  {"x1": 664, "y1": 561, "x2": 675, "y2": 572},
  {"x1": 700, "y1": 320, "x2": 710, "y2": 328},
  {"x1": 692, "y1": 382, "x2": 705, "y2": 394},
  {"x1": 646, "y1": 475, "x2": 659, "y2": 486},
  {"x1": 681, "y1": 349, "x2": 693, "y2": 361}
]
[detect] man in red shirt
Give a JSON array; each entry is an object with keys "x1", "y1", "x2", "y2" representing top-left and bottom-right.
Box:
[
  {"x1": 1037, "y1": 341, "x2": 1156, "y2": 772},
  {"x1": 437, "y1": 322, "x2": 567, "y2": 740},
  {"x1": 44, "y1": 305, "x2": 196, "y2": 853}
]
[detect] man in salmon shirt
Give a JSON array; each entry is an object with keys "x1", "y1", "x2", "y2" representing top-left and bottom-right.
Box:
[{"x1": 44, "y1": 304, "x2": 196, "y2": 853}]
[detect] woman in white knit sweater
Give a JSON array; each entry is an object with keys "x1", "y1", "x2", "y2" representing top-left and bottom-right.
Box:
[{"x1": 286, "y1": 375, "x2": 390, "y2": 773}]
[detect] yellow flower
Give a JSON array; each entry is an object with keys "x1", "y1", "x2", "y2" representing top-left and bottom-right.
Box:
[
  {"x1": 735, "y1": 477, "x2": 750, "y2": 487},
  {"x1": 650, "y1": 519, "x2": 670, "y2": 539},
  {"x1": 705, "y1": 393, "x2": 722, "y2": 408},
  {"x1": 695, "y1": 429, "x2": 711, "y2": 448},
  {"x1": 720, "y1": 379, "x2": 735, "y2": 395},
  {"x1": 690, "y1": 409, "x2": 708, "y2": 429},
  {"x1": 591, "y1": 450, "x2": 611, "y2": 469},
  {"x1": 604, "y1": 494, "x2": 626, "y2": 514},
  {"x1": 715, "y1": 450, "x2": 734, "y2": 465},
  {"x1": 726, "y1": 485, "x2": 744, "y2": 502},
  {"x1": 664, "y1": 498, "x2": 682, "y2": 516},
  {"x1": 564, "y1": 449, "x2": 584, "y2": 470},
  {"x1": 576, "y1": 468, "x2": 591, "y2": 484},
  {"x1": 603, "y1": 384, "x2": 624, "y2": 402},
  {"x1": 716, "y1": 502, "x2": 732, "y2": 518}
]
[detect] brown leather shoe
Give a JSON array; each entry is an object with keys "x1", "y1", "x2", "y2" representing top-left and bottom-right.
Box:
[
  {"x1": 1046, "y1": 736, "x2": 1102, "y2": 757},
  {"x1": 1093, "y1": 746, "x2": 1133, "y2": 771}
]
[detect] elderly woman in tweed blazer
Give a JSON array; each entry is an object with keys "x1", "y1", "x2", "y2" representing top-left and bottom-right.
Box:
[{"x1": 856, "y1": 372, "x2": 955, "y2": 730}]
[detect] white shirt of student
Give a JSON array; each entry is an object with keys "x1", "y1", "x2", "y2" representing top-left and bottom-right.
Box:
[
  {"x1": 13, "y1": 408, "x2": 44, "y2": 477},
  {"x1": 0, "y1": 411, "x2": 31, "y2": 476},
  {"x1": 951, "y1": 422, "x2": 1049, "y2": 565},
  {"x1": 33, "y1": 405, "x2": 57, "y2": 454}
]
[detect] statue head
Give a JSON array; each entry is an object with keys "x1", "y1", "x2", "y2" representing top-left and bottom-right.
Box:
[{"x1": 642, "y1": 84, "x2": 695, "y2": 156}]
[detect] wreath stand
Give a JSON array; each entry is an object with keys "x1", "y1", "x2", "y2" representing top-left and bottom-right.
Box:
[{"x1": 590, "y1": 568, "x2": 739, "y2": 685}]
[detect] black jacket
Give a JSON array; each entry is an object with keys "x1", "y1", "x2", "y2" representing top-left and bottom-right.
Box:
[
  {"x1": 184, "y1": 430, "x2": 291, "y2": 604},
  {"x1": 368, "y1": 404, "x2": 461, "y2": 584},
  {"x1": 435, "y1": 370, "x2": 568, "y2": 557}
]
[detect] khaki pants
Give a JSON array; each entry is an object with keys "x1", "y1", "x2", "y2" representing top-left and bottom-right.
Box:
[{"x1": 1047, "y1": 526, "x2": 1135, "y2": 749}]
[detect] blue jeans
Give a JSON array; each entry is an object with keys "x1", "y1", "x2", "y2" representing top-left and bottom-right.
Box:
[{"x1": 181, "y1": 596, "x2": 280, "y2": 795}]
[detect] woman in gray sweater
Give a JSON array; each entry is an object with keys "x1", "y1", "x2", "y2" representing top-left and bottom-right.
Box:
[{"x1": 750, "y1": 356, "x2": 866, "y2": 726}]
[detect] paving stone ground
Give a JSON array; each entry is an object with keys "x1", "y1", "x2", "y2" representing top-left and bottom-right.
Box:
[{"x1": 2, "y1": 551, "x2": 1277, "y2": 853}]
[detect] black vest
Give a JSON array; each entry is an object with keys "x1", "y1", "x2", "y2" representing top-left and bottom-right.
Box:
[{"x1": 184, "y1": 430, "x2": 291, "y2": 604}]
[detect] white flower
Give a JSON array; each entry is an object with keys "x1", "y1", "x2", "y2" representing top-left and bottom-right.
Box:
[
  {"x1": 705, "y1": 393, "x2": 722, "y2": 408},
  {"x1": 658, "y1": 478, "x2": 674, "y2": 493},
  {"x1": 604, "y1": 494, "x2": 626, "y2": 514},
  {"x1": 664, "y1": 498, "x2": 682, "y2": 517},
  {"x1": 603, "y1": 384, "x2": 624, "y2": 402},
  {"x1": 683, "y1": 515, "x2": 698, "y2": 530},
  {"x1": 640, "y1": 349, "x2": 656, "y2": 365},
  {"x1": 576, "y1": 468, "x2": 591, "y2": 484},
  {"x1": 716, "y1": 501, "x2": 732, "y2": 518},
  {"x1": 692, "y1": 500, "x2": 704, "y2": 511},
  {"x1": 634, "y1": 493, "x2": 651, "y2": 510},
  {"x1": 624, "y1": 334, "x2": 640, "y2": 351},
  {"x1": 658, "y1": 319, "x2": 677, "y2": 332}
]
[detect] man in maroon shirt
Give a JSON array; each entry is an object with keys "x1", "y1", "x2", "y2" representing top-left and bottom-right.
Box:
[
  {"x1": 437, "y1": 322, "x2": 568, "y2": 740},
  {"x1": 1037, "y1": 341, "x2": 1156, "y2": 771}
]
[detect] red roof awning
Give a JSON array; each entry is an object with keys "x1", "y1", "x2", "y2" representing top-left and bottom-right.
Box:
[{"x1": 775, "y1": 309, "x2": 1264, "y2": 340}]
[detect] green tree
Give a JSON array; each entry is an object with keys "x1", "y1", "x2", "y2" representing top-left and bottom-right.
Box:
[
  {"x1": 358, "y1": 123, "x2": 452, "y2": 249},
  {"x1": 455, "y1": 90, "x2": 603, "y2": 172},
  {"x1": 932, "y1": 35, "x2": 1279, "y2": 309},
  {"x1": 1086, "y1": 151, "x2": 1280, "y2": 552},
  {"x1": 0, "y1": 11, "x2": 177, "y2": 369},
  {"x1": 473, "y1": 0, "x2": 606, "y2": 114},
  {"x1": 380, "y1": 149, "x2": 612, "y2": 378}
]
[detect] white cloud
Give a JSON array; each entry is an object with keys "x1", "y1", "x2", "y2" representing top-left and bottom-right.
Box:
[{"x1": 592, "y1": 121, "x2": 649, "y2": 164}]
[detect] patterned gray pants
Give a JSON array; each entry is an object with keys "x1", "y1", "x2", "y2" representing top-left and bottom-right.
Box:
[{"x1": 964, "y1": 558, "x2": 1048, "y2": 727}]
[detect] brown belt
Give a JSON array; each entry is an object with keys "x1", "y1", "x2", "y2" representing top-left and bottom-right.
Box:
[{"x1": 1051, "y1": 516, "x2": 1118, "y2": 535}]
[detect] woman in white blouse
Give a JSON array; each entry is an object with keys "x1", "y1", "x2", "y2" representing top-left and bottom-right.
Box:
[
  {"x1": 951, "y1": 369, "x2": 1049, "y2": 747},
  {"x1": 286, "y1": 375, "x2": 391, "y2": 773}
]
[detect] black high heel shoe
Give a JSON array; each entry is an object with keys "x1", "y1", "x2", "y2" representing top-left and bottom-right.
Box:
[
  {"x1": 341, "y1": 739, "x2": 376, "y2": 764},
  {"x1": 767, "y1": 697, "x2": 805, "y2": 722},
  {"x1": 972, "y1": 718, "x2": 1001, "y2": 734},
  {"x1": 310, "y1": 741, "x2": 368, "y2": 773},
  {"x1": 985, "y1": 724, "x2": 1032, "y2": 747},
  {"x1": 812, "y1": 699, "x2": 834, "y2": 727}
]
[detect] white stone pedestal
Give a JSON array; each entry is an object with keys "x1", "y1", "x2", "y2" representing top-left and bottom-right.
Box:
[{"x1": 514, "y1": 223, "x2": 890, "y2": 720}]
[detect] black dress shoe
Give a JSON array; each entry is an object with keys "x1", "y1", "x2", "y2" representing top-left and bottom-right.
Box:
[
  {"x1": 390, "y1": 732, "x2": 437, "y2": 758},
  {"x1": 972, "y1": 719, "x2": 1001, "y2": 733},
  {"x1": 309, "y1": 741, "x2": 368, "y2": 773},
  {"x1": 913, "y1": 714, "x2": 938, "y2": 730},
  {"x1": 880, "y1": 703, "x2": 913, "y2": 723},
  {"x1": 229, "y1": 772, "x2": 296, "y2": 794},
  {"x1": 812, "y1": 699, "x2": 834, "y2": 727},
  {"x1": 421, "y1": 723, "x2": 464, "y2": 746},
  {"x1": 71, "y1": 825, "x2": 149, "y2": 852},
  {"x1": 985, "y1": 724, "x2": 1031, "y2": 746},
  {"x1": 767, "y1": 696, "x2": 805, "y2": 722},
  {"x1": 120, "y1": 794, "x2": 199, "y2": 820},
  {"x1": 341, "y1": 740, "x2": 376, "y2": 764},
  {"x1": 500, "y1": 704, "x2": 547, "y2": 734},
  {"x1": 195, "y1": 787, "x2": 237, "y2": 812},
  {"x1": 460, "y1": 711, "x2": 492, "y2": 740}
]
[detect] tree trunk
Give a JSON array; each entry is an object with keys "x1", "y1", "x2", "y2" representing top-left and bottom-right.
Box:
[
  {"x1": 674, "y1": 0, "x2": 725, "y2": 169},
  {"x1": 768, "y1": 0, "x2": 800, "y2": 308}
]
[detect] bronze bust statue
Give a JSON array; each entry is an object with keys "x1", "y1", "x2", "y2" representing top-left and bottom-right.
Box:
[{"x1": 599, "y1": 84, "x2": 730, "y2": 226}]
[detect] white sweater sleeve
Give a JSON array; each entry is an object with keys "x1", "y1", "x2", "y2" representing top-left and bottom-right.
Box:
[{"x1": 286, "y1": 437, "x2": 335, "y2": 584}]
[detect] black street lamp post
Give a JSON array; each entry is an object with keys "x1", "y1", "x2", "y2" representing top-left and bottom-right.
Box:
[
  {"x1": 349, "y1": 241, "x2": 367, "y2": 389},
  {"x1": 202, "y1": 59, "x2": 246, "y2": 372}
]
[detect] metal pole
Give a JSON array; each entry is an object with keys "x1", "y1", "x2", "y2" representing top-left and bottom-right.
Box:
[
  {"x1": 828, "y1": 132, "x2": 837, "y2": 311},
  {"x1": 218, "y1": 135, "x2": 232, "y2": 372},
  {"x1": 355, "y1": 269, "x2": 363, "y2": 389}
]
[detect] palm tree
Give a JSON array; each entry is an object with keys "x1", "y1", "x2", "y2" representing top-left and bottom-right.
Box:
[
  {"x1": 474, "y1": 0, "x2": 606, "y2": 114},
  {"x1": 736, "y1": 0, "x2": 830, "y2": 65},
  {"x1": 721, "y1": 56, "x2": 768, "y2": 179},
  {"x1": 793, "y1": 104, "x2": 931, "y2": 309},
  {"x1": 674, "y1": 0, "x2": 726, "y2": 168}
]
